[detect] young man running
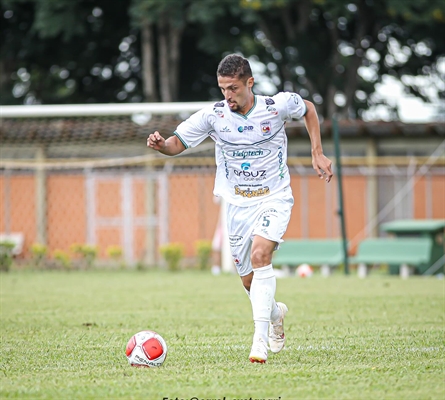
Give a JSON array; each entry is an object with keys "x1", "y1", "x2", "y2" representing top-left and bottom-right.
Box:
[{"x1": 147, "y1": 54, "x2": 333, "y2": 363}]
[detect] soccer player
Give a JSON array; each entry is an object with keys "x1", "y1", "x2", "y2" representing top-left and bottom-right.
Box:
[{"x1": 147, "y1": 54, "x2": 333, "y2": 363}]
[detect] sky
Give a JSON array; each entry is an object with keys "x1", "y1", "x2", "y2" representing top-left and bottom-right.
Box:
[{"x1": 364, "y1": 75, "x2": 443, "y2": 123}]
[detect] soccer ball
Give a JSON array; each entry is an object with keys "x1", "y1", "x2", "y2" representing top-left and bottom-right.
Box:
[
  {"x1": 296, "y1": 263, "x2": 313, "y2": 278},
  {"x1": 125, "y1": 330, "x2": 168, "y2": 367}
]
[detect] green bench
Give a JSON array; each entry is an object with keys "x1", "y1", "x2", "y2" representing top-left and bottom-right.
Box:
[
  {"x1": 350, "y1": 237, "x2": 432, "y2": 277},
  {"x1": 273, "y1": 239, "x2": 344, "y2": 276}
]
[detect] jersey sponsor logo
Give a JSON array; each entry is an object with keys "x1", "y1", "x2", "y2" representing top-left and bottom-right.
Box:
[
  {"x1": 237, "y1": 125, "x2": 254, "y2": 132},
  {"x1": 267, "y1": 106, "x2": 278, "y2": 115},
  {"x1": 214, "y1": 108, "x2": 224, "y2": 118},
  {"x1": 220, "y1": 126, "x2": 231, "y2": 133},
  {"x1": 234, "y1": 186, "x2": 270, "y2": 198},
  {"x1": 265, "y1": 98, "x2": 275, "y2": 105},
  {"x1": 260, "y1": 120, "x2": 272, "y2": 136},
  {"x1": 226, "y1": 148, "x2": 271, "y2": 159},
  {"x1": 259, "y1": 208, "x2": 278, "y2": 221},
  {"x1": 290, "y1": 93, "x2": 300, "y2": 105},
  {"x1": 221, "y1": 150, "x2": 230, "y2": 179},
  {"x1": 229, "y1": 235, "x2": 243, "y2": 247},
  {"x1": 214, "y1": 102, "x2": 224, "y2": 107},
  {"x1": 278, "y1": 148, "x2": 285, "y2": 179},
  {"x1": 233, "y1": 162, "x2": 267, "y2": 181}
]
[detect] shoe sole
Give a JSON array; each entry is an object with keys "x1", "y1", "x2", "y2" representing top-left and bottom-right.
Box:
[{"x1": 249, "y1": 356, "x2": 266, "y2": 364}]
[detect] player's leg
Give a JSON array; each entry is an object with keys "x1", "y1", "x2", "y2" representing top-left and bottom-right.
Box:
[
  {"x1": 247, "y1": 235, "x2": 276, "y2": 363},
  {"x1": 249, "y1": 195, "x2": 293, "y2": 361},
  {"x1": 241, "y1": 271, "x2": 282, "y2": 329},
  {"x1": 226, "y1": 199, "x2": 290, "y2": 362}
]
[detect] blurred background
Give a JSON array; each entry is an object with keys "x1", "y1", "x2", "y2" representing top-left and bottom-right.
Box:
[{"x1": 0, "y1": 0, "x2": 444, "y2": 272}]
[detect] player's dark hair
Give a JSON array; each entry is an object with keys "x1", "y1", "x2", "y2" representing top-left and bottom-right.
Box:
[{"x1": 217, "y1": 54, "x2": 252, "y2": 81}]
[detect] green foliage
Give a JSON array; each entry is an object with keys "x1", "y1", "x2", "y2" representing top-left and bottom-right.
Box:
[
  {"x1": 106, "y1": 245, "x2": 126, "y2": 269},
  {"x1": 159, "y1": 242, "x2": 184, "y2": 271},
  {"x1": 0, "y1": 272, "x2": 443, "y2": 398},
  {"x1": 71, "y1": 243, "x2": 98, "y2": 269},
  {"x1": 1, "y1": 0, "x2": 444, "y2": 117},
  {"x1": 0, "y1": 241, "x2": 15, "y2": 272},
  {"x1": 53, "y1": 249, "x2": 71, "y2": 270},
  {"x1": 194, "y1": 239, "x2": 212, "y2": 270},
  {"x1": 106, "y1": 245, "x2": 123, "y2": 260},
  {"x1": 30, "y1": 243, "x2": 48, "y2": 268},
  {"x1": 32, "y1": 0, "x2": 87, "y2": 41}
]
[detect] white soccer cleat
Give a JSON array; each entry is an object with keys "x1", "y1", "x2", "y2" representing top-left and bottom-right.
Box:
[
  {"x1": 249, "y1": 337, "x2": 268, "y2": 363},
  {"x1": 269, "y1": 302, "x2": 288, "y2": 353}
]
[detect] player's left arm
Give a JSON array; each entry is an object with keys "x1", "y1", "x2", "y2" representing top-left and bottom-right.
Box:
[{"x1": 303, "y1": 100, "x2": 333, "y2": 183}]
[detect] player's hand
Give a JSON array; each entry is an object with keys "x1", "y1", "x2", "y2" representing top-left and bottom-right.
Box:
[
  {"x1": 147, "y1": 131, "x2": 166, "y2": 151},
  {"x1": 312, "y1": 153, "x2": 333, "y2": 183}
]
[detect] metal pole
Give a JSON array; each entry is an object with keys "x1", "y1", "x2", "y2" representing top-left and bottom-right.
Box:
[
  {"x1": 35, "y1": 145, "x2": 47, "y2": 245},
  {"x1": 332, "y1": 118, "x2": 349, "y2": 275}
]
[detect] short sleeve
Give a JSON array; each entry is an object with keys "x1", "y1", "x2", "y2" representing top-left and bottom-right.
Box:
[
  {"x1": 274, "y1": 92, "x2": 307, "y2": 120},
  {"x1": 174, "y1": 108, "x2": 213, "y2": 149}
]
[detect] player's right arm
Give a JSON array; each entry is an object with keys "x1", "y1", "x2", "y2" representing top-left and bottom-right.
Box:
[{"x1": 147, "y1": 131, "x2": 186, "y2": 156}]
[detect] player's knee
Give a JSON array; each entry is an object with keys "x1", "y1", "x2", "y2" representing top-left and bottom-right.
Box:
[{"x1": 250, "y1": 247, "x2": 272, "y2": 268}]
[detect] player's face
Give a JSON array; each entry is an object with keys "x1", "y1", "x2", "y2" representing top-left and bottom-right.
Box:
[{"x1": 217, "y1": 75, "x2": 254, "y2": 114}]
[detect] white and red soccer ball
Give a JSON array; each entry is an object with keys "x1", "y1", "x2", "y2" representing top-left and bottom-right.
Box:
[
  {"x1": 296, "y1": 263, "x2": 313, "y2": 278},
  {"x1": 125, "y1": 330, "x2": 167, "y2": 367}
]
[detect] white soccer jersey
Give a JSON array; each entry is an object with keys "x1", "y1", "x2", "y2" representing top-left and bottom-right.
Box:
[{"x1": 174, "y1": 92, "x2": 307, "y2": 206}]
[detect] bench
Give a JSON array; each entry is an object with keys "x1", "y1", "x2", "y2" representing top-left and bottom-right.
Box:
[
  {"x1": 350, "y1": 237, "x2": 432, "y2": 278},
  {"x1": 273, "y1": 239, "x2": 345, "y2": 276}
]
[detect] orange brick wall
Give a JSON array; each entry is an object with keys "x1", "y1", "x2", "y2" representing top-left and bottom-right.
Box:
[
  {"x1": 1, "y1": 171, "x2": 443, "y2": 262},
  {"x1": 0, "y1": 175, "x2": 36, "y2": 257},
  {"x1": 47, "y1": 175, "x2": 86, "y2": 254}
]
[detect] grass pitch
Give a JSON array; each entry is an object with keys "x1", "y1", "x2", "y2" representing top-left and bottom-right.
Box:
[{"x1": 1, "y1": 270, "x2": 443, "y2": 400}]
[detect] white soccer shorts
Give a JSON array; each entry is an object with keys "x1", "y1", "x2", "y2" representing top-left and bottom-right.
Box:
[{"x1": 226, "y1": 188, "x2": 294, "y2": 277}]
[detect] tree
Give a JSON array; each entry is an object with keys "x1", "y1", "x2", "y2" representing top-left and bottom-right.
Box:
[
  {"x1": 129, "y1": 0, "x2": 188, "y2": 102},
  {"x1": 1, "y1": 0, "x2": 444, "y2": 122},
  {"x1": 236, "y1": 0, "x2": 445, "y2": 119},
  {"x1": 0, "y1": 0, "x2": 137, "y2": 104}
]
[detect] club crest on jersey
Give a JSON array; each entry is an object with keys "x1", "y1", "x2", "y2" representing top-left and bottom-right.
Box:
[
  {"x1": 232, "y1": 256, "x2": 242, "y2": 267},
  {"x1": 265, "y1": 98, "x2": 275, "y2": 105},
  {"x1": 260, "y1": 121, "x2": 272, "y2": 136},
  {"x1": 214, "y1": 102, "x2": 224, "y2": 107}
]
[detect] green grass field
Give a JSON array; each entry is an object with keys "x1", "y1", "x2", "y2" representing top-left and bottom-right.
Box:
[{"x1": 1, "y1": 270, "x2": 443, "y2": 400}]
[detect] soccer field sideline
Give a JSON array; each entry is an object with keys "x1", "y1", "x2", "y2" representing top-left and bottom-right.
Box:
[{"x1": 1, "y1": 270, "x2": 443, "y2": 399}]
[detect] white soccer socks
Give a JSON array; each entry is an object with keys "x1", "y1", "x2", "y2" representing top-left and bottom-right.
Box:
[
  {"x1": 250, "y1": 264, "x2": 276, "y2": 344},
  {"x1": 245, "y1": 286, "x2": 282, "y2": 323},
  {"x1": 270, "y1": 300, "x2": 281, "y2": 323}
]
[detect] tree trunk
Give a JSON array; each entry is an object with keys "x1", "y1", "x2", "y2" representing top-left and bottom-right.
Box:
[
  {"x1": 169, "y1": 24, "x2": 183, "y2": 102},
  {"x1": 158, "y1": 14, "x2": 172, "y2": 102},
  {"x1": 141, "y1": 22, "x2": 158, "y2": 102},
  {"x1": 295, "y1": 0, "x2": 310, "y2": 33},
  {"x1": 326, "y1": 25, "x2": 341, "y2": 118},
  {"x1": 343, "y1": 1, "x2": 372, "y2": 117}
]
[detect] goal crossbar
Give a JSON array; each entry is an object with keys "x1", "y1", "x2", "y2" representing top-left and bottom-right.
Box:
[{"x1": 0, "y1": 102, "x2": 214, "y2": 118}]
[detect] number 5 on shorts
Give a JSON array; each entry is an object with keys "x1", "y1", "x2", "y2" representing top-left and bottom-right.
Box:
[{"x1": 262, "y1": 216, "x2": 270, "y2": 227}]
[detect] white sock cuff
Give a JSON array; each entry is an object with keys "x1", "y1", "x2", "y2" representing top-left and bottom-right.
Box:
[{"x1": 253, "y1": 264, "x2": 274, "y2": 280}]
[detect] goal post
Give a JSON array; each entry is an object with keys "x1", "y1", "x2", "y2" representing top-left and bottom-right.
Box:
[{"x1": 0, "y1": 101, "x2": 228, "y2": 269}]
